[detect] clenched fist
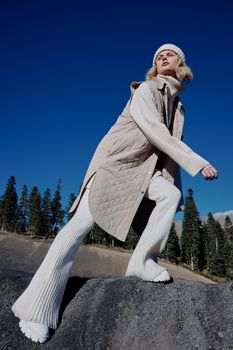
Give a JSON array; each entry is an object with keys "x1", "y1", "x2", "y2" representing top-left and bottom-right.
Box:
[{"x1": 200, "y1": 164, "x2": 218, "y2": 180}]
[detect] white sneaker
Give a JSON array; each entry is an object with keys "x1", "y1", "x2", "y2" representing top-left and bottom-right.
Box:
[
  {"x1": 19, "y1": 319, "x2": 50, "y2": 343},
  {"x1": 153, "y1": 270, "x2": 171, "y2": 282},
  {"x1": 125, "y1": 259, "x2": 171, "y2": 282}
]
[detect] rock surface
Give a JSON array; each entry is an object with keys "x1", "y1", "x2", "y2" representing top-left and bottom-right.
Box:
[{"x1": 1, "y1": 268, "x2": 233, "y2": 350}]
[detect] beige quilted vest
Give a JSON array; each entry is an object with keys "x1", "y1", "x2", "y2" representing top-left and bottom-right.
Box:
[{"x1": 68, "y1": 77, "x2": 189, "y2": 242}]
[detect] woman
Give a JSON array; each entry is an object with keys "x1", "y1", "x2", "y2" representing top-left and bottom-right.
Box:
[{"x1": 11, "y1": 43, "x2": 218, "y2": 343}]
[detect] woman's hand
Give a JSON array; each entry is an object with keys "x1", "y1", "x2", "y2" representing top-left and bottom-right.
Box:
[{"x1": 200, "y1": 164, "x2": 218, "y2": 180}]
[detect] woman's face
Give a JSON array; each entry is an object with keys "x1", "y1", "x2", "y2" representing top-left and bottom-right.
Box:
[{"x1": 156, "y1": 50, "x2": 179, "y2": 77}]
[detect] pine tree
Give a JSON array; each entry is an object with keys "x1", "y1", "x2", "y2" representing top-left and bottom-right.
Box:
[
  {"x1": 41, "y1": 188, "x2": 52, "y2": 238},
  {"x1": 224, "y1": 215, "x2": 233, "y2": 243},
  {"x1": 82, "y1": 228, "x2": 91, "y2": 245},
  {"x1": 14, "y1": 185, "x2": 29, "y2": 234},
  {"x1": 123, "y1": 227, "x2": 139, "y2": 250},
  {"x1": 163, "y1": 222, "x2": 181, "y2": 264},
  {"x1": 214, "y1": 221, "x2": 226, "y2": 277},
  {"x1": 206, "y1": 213, "x2": 226, "y2": 277},
  {"x1": 224, "y1": 248, "x2": 233, "y2": 280},
  {"x1": 50, "y1": 179, "x2": 65, "y2": 237},
  {"x1": 66, "y1": 192, "x2": 77, "y2": 222},
  {"x1": 199, "y1": 221, "x2": 209, "y2": 269},
  {"x1": 87, "y1": 223, "x2": 106, "y2": 245},
  {"x1": 208, "y1": 251, "x2": 226, "y2": 277},
  {"x1": 206, "y1": 212, "x2": 216, "y2": 273},
  {"x1": 206, "y1": 212, "x2": 216, "y2": 247},
  {"x1": 223, "y1": 216, "x2": 233, "y2": 279},
  {"x1": 197, "y1": 217, "x2": 207, "y2": 271},
  {"x1": 215, "y1": 220, "x2": 225, "y2": 256},
  {"x1": 28, "y1": 186, "x2": 42, "y2": 235},
  {"x1": 0, "y1": 176, "x2": 18, "y2": 231},
  {"x1": 181, "y1": 188, "x2": 202, "y2": 271},
  {"x1": 0, "y1": 197, "x2": 3, "y2": 227}
]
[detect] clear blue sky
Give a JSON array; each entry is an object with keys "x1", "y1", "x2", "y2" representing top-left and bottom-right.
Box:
[{"x1": 1, "y1": 0, "x2": 232, "y2": 222}]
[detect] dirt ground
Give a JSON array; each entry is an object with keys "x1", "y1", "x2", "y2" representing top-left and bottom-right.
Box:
[{"x1": 0, "y1": 232, "x2": 216, "y2": 284}]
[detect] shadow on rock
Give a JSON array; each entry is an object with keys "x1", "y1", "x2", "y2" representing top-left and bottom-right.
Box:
[{"x1": 57, "y1": 276, "x2": 90, "y2": 328}]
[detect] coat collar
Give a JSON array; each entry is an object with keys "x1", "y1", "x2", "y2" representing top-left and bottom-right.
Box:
[
  {"x1": 130, "y1": 77, "x2": 165, "y2": 94},
  {"x1": 129, "y1": 78, "x2": 185, "y2": 115},
  {"x1": 151, "y1": 77, "x2": 166, "y2": 90}
]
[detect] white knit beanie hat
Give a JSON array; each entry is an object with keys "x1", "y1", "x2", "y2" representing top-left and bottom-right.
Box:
[{"x1": 152, "y1": 43, "x2": 185, "y2": 65}]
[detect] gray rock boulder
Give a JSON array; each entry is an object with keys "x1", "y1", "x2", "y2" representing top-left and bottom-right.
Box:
[{"x1": 1, "y1": 269, "x2": 233, "y2": 350}]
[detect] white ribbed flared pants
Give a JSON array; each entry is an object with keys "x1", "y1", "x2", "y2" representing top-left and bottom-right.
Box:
[
  {"x1": 11, "y1": 173, "x2": 181, "y2": 329},
  {"x1": 125, "y1": 173, "x2": 181, "y2": 281}
]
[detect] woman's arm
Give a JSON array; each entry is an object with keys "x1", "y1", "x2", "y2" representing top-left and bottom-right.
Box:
[{"x1": 130, "y1": 82, "x2": 211, "y2": 177}]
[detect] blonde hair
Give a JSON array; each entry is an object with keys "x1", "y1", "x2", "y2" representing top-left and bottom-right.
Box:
[{"x1": 145, "y1": 56, "x2": 193, "y2": 82}]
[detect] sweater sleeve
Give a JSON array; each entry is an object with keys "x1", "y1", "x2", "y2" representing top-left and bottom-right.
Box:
[{"x1": 129, "y1": 82, "x2": 209, "y2": 177}]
